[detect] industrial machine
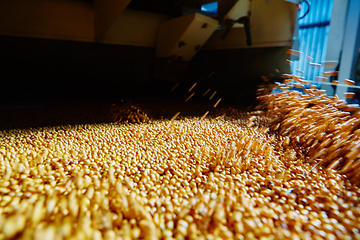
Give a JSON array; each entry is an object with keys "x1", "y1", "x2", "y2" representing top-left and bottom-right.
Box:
[{"x1": 0, "y1": 0, "x2": 298, "y2": 110}]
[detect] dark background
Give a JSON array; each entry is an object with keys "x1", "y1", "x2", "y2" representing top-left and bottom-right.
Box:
[
  {"x1": 0, "y1": 35, "x2": 289, "y2": 129},
  {"x1": 0, "y1": 36, "x2": 289, "y2": 105}
]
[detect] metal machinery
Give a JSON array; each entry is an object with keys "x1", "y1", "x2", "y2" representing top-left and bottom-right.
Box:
[{"x1": 0, "y1": 0, "x2": 298, "y2": 107}]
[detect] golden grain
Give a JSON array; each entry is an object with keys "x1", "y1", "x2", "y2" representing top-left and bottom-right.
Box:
[
  {"x1": 343, "y1": 79, "x2": 355, "y2": 85},
  {"x1": 213, "y1": 98, "x2": 222, "y2": 108},
  {"x1": 344, "y1": 92, "x2": 356, "y2": 99},
  {"x1": 188, "y1": 82, "x2": 197, "y2": 92},
  {"x1": 200, "y1": 111, "x2": 209, "y2": 121},
  {"x1": 0, "y1": 103, "x2": 359, "y2": 240},
  {"x1": 171, "y1": 83, "x2": 180, "y2": 92},
  {"x1": 286, "y1": 49, "x2": 301, "y2": 57},
  {"x1": 324, "y1": 71, "x2": 339, "y2": 77},
  {"x1": 209, "y1": 91, "x2": 217, "y2": 100},
  {"x1": 171, "y1": 112, "x2": 181, "y2": 121},
  {"x1": 203, "y1": 89, "x2": 211, "y2": 97},
  {"x1": 185, "y1": 93, "x2": 195, "y2": 102}
]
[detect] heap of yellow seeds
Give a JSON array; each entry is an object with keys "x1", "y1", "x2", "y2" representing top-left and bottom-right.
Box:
[
  {"x1": 1, "y1": 105, "x2": 360, "y2": 240},
  {"x1": 110, "y1": 103, "x2": 151, "y2": 124},
  {"x1": 257, "y1": 89, "x2": 360, "y2": 185}
]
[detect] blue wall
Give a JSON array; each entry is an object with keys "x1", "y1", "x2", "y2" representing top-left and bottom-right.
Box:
[{"x1": 293, "y1": 0, "x2": 334, "y2": 81}]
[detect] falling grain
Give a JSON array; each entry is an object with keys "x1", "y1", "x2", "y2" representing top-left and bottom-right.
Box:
[
  {"x1": 344, "y1": 92, "x2": 355, "y2": 99},
  {"x1": 203, "y1": 89, "x2": 211, "y2": 96},
  {"x1": 285, "y1": 49, "x2": 301, "y2": 57},
  {"x1": 188, "y1": 82, "x2": 197, "y2": 92},
  {"x1": 186, "y1": 93, "x2": 195, "y2": 102},
  {"x1": 208, "y1": 71, "x2": 215, "y2": 78},
  {"x1": 322, "y1": 61, "x2": 338, "y2": 68},
  {"x1": 309, "y1": 62, "x2": 321, "y2": 68},
  {"x1": 316, "y1": 76, "x2": 328, "y2": 82},
  {"x1": 324, "y1": 71, "x2": 339, "y2": 77},
  {"x1": 170, "y1": 112, "x2": 180, "y2": 120},
  {"x1": 209, "y1": 91, "x2": 217, "y2": 100},
  {"x1": 200, "y1": 111, "x2": 209, "y2": 120},
  {"x1": 343, "y1": 79, "x2": 355, "y2": 85},
  {"x1": 213, "y1": 98, "x2": 222, "y2": 108},
  {"x1": 171, "y1": 83, "x2": 180, "y2": 92}
]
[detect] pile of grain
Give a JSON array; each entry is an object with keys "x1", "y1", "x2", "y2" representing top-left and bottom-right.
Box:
[
  {"x1": 110, "y1": 103, "x2": 151, "y2": 124},
  {"x1": 257, "y1": 89, "x2": 360, "y2": 185},
  {"x1": 0, "y1": 107, "x2": 359, "y2": 239}
]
